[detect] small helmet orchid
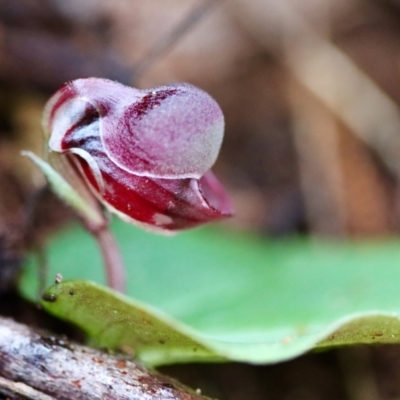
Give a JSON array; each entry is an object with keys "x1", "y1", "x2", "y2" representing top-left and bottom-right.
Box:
[
  {"x1": 24, "y1": 78, "x2": 233, "y2": 292},
  {"x1": 42, "y1": 78, "x2": 233, "y2": 232}
]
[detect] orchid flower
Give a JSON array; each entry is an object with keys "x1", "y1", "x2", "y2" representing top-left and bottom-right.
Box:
[{"x1": 25, "y1": 78, "x2": 233, "y2": 291}]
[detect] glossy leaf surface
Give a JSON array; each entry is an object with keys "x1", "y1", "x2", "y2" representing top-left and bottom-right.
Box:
[{"x1": 20, "y1": 220, "x2": 400, "y2": 366}]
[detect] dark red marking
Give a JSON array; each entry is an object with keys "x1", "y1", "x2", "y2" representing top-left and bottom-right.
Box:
[
  {"x1": 127, "y1": 88, "x2": 177, "y2": 121},
  {"x1": 61, "y1": 104, "x2": 99, "y2": 150}
]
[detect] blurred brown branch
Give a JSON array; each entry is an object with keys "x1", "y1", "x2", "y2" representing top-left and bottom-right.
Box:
[
  {"x1": 232, "y1": 0, "x2": 400, "y2": 235},
  {"x1": 131, "y1": 0, "x2": 225, "y2": 81},
  {"x1": 0, "y1": 317, "x2": 210, "y2": 400}
]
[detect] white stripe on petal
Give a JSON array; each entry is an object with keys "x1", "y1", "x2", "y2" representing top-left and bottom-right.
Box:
[{"x1": 69, "y1": 147, "x2": 105, "y2": 194}]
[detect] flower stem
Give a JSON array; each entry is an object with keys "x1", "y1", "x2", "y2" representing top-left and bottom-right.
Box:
[{"x1": 94, "y1": 226, "x2": 126, "y2": 292}]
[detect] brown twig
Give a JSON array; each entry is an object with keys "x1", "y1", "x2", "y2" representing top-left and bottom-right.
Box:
[
  {"x1": 0, "y1": 317, "x2": 211, "y2": 400},
  {"x1": 131, "y1": 0, "x2": 225, "y2": 81}
]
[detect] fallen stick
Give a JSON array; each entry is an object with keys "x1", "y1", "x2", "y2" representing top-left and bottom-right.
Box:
[{"x1": 0, "y1": 317, "x2": 210, "y2": 400}]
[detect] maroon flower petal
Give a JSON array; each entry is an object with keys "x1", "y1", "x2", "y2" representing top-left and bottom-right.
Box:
[
  {"x1": 101, "y1": 83, "x2": 225, "y2": 179},
  {"x1": 70, "y1": 134, "x2": 233, "y2": 231},
  {"x1": 45, "y1": 78, "x2": 225, "y2": 179}
]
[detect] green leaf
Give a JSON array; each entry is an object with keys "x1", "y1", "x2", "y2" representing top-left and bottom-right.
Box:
[
  {"x1": 21, "y1": 151, "x2": 104, "y2": 228},
  {"x1": 20, "y1": 219, "x2": 400, "y2": 366},
  {"x1": 41, "y1": 281, "x2": 222, "y2": 365}
]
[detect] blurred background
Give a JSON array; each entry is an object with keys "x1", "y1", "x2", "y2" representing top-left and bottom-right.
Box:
[
  {"x1": 2, "y1": 0, "x2": 400, "y2": 398},
  {"x1": 3, "y1": 0, "x2": 400, "y2": 239}
]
